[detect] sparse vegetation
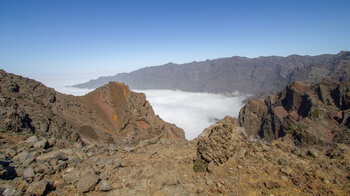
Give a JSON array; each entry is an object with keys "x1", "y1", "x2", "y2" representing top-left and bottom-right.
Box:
[
  {"x1": 287, "y1": 124, "x2": 302, "y2": 135},
  {"x1": 311, "y1": 109, "x2": 320, "y2": 118},
  {"x1": 297, "y1": 124, "x2": 302, "y2": 133},
  {"x1": 15, "y1": 131, "x2": 25, "y2": 136},
  {"x1": 193, "y1": 158, "x2": 208, "y2": 172},
  {"x1": 287, "y1": 125, "x2": 296, "y2": 134}
]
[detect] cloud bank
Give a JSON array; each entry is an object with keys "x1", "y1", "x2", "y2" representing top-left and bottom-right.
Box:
[
  {"x1": 26, "y1": 73, "x2": 95, "y2": 96},
  {"x1": 29, "y1": 73, "x2": 247, "y2": 140},
  {"x1": 135, "y1": 89, "x2": 247, "y2": 140}
]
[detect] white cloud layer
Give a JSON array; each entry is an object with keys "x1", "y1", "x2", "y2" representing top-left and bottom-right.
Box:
[
  {"x1": 26, "y1": 73, "x2": 95, "y2": 96},
  {"x1": 28, "y1": 73, "x2": 246, "y2": 140},
  {"x1": 135, "y1": 90, "x2": 247, "y2": 140}
]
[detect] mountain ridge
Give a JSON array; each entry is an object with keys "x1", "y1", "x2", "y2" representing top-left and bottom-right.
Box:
[{"x1": 73, "y1": 52, "x2": 349, "y2": 98}]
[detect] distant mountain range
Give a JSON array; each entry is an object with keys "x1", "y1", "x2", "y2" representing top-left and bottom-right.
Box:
[{"x1": 74, "y1": 51, "x2": 350, "y2": 98}]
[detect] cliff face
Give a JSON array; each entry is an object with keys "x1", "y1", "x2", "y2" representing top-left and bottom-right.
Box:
[
  {"x1": 238, "y1": 80, "x2": 350, "y2": 145},
  {"x1": 195, "y1": 80, "x2": 350, "y2": 195},
  {"x1": 0, "y1": 70, "x2": 184, "y2": 147},
  {"x1": 74, "y1": 51, "x2": 350, "y2": 98}
]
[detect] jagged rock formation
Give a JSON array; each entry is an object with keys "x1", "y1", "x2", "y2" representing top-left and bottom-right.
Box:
[
  {"x1": 239, "y1": 80, "x2": 350, "y2": 145},
  {"x1": 0, "y1": 70, "x2": 184, "y2": 146},
  {"x1": 77, "y1": 82, "x2": 185, "y2": 145},
  {"x1": 195, "y1": 80, "x2": 350, "y2": 195},
  {"x1": 196, "y1": 117, "x2": 350, "y2": 195},
  {"x1": 74, "y1": 51, "x2": 350, "y2": 98}
]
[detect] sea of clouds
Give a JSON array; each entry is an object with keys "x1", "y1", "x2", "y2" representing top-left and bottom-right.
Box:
[
  {"x1": 27, "y1": 73, "x2": 96, "y2": 96},
  {"x1": 29, "y1": 74, "x2": 247, "y2": 140},
  {"x1": 135, "y1": 89, "x2": 247, "y2": 140}
]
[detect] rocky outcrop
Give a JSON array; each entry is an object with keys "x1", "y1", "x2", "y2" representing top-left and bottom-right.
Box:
[
  {"x1": 78, "y1": 82, "x2": 185, "y2": 145},
  {"x1": 239, "y1": 80, "x2": 350, "y2": 145},
  {"x1": 195, "y1": 82, "x2": 350, "y2": 194},
  {"x1": 0, "y1": 70, "x2": 185, "y2": 147},
  {"x1": 197, "y1": 116, "x2": 248, "y2": 165}
]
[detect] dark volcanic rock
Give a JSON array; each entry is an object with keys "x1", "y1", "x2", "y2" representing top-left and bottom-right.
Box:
[{"x1": 239, "y1": 80, "x2": 350, "y2": 145}]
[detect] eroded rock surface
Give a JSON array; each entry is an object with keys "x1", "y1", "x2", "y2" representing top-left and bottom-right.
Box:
[
  {"x1": 1, "y1": 70, "x2": 349, "y2": 195},
  {"x1": 239, "y1": 80, "x2": 350, "y2": 145},
  {"x1": 0, "y1": 70, "x2": 185, "y2": 147}
]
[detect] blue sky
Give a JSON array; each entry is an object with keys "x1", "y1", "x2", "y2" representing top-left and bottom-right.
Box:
[{"x1": 1, "y1": 0, "x2": 350, "y2": 78}]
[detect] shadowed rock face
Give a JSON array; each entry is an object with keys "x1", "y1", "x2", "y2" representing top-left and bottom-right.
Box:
[
  {"x1": 0, "y1": 70, "x2": 185, "y2": 146},
  {"x1": 239, "y1": 80, "x2": 350, "y2": 145},
  {"x1": 195, "y1": 80, "x2": 350, "y2": 195}
]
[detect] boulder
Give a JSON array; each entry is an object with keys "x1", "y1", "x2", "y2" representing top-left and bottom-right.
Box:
[
  {"x1": 99, "y1": 180, "x2": 112, "y2": 191},
  {"x1": 13, "y1": 151, "x2": 29, "y2": 164},
  {"x1": 23, "y1": 167, "x2": 35, "y2": 178},
  {"x1": 22, "y1": 153, "x2": 35, "y2": 167},
  {"x1": 33, "y1": 139, "x2": 48, "y2": 149},
  {"x1": 26, "y1": 136, "x2": 38, "y2": 144},
  {"x1": 197, "y1": 116, "x2": 247, "y2": 165},
  {"x1": 26, "y1": 181, "x2": 48, "y2": 196},
  {"x1": 63, "y1": 169, "x2": 80, "y2": 184},
  {"x1": 264, "y1": 180, "x2": 280, "y2": 189},
  {"x1": 3, "y1": 148, "x2": 17, "y2": 158},
  {"x1": 76, "y1": 171, "x2": 100, "y2": 193},
  {"x1": 36, "y1": 150, "x2": 67, "y2": 162},
  {"x1": 2, "y1": 188, "x2": 21, "y2": 196}
]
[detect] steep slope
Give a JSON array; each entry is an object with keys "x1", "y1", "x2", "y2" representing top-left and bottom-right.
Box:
[
  {"x1": 73, "y1": 52, "x2": 349, "y2": 97},
  {"x1": 239, "y1": 80, "x2": 350, "y2": 145},
  {"x1": 196, "y1": 117, "x2": 350, "y2": 195},
  {"x1": 195, "y1": 80, "x2": 350, "y2": 195},
  {"x1": 288, "y1": 51, "x2": 350, "y2": 84},
  {"x1": 0, "y1": 70, "x2": 184, "y2": 147}
]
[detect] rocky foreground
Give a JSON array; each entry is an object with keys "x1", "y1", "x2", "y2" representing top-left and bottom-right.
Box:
[{"x1": 0, "y1": 70, "x2": 349, "y2": 195}]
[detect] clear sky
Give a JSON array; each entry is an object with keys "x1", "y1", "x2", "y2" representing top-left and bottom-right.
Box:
[{"x1": 1, "y1": 0, "x2": 350, "y2": 78}]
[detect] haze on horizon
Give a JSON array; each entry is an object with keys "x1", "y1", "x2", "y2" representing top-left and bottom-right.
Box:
[{"x1": 1, "y1": 0, "x2": 350, "y2": 80}]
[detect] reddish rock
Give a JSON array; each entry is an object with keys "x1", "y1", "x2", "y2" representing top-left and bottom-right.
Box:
[{"x1": 239, "y1": 80, "x2": 350, "y2": 145}]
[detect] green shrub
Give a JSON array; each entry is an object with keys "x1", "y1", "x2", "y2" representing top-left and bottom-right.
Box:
[
  {"x1": 287, "y1": 125, "x2": 295, "y2": 134},
  {"x1": 287, "y1": 124, "x2": 302, "y2": 135},
  {"x1": 297, "y1": 124, "x2": 302, "y2": 132},
  {"x1": 16, "y1": 132, "x2": 25, "y2": 136},
  {"x1": 193, "y1": 158, "x2": 208, "y2": 172},
  {"x1": 311, "y1": 109, "x2": 320, "y2": 118}
]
